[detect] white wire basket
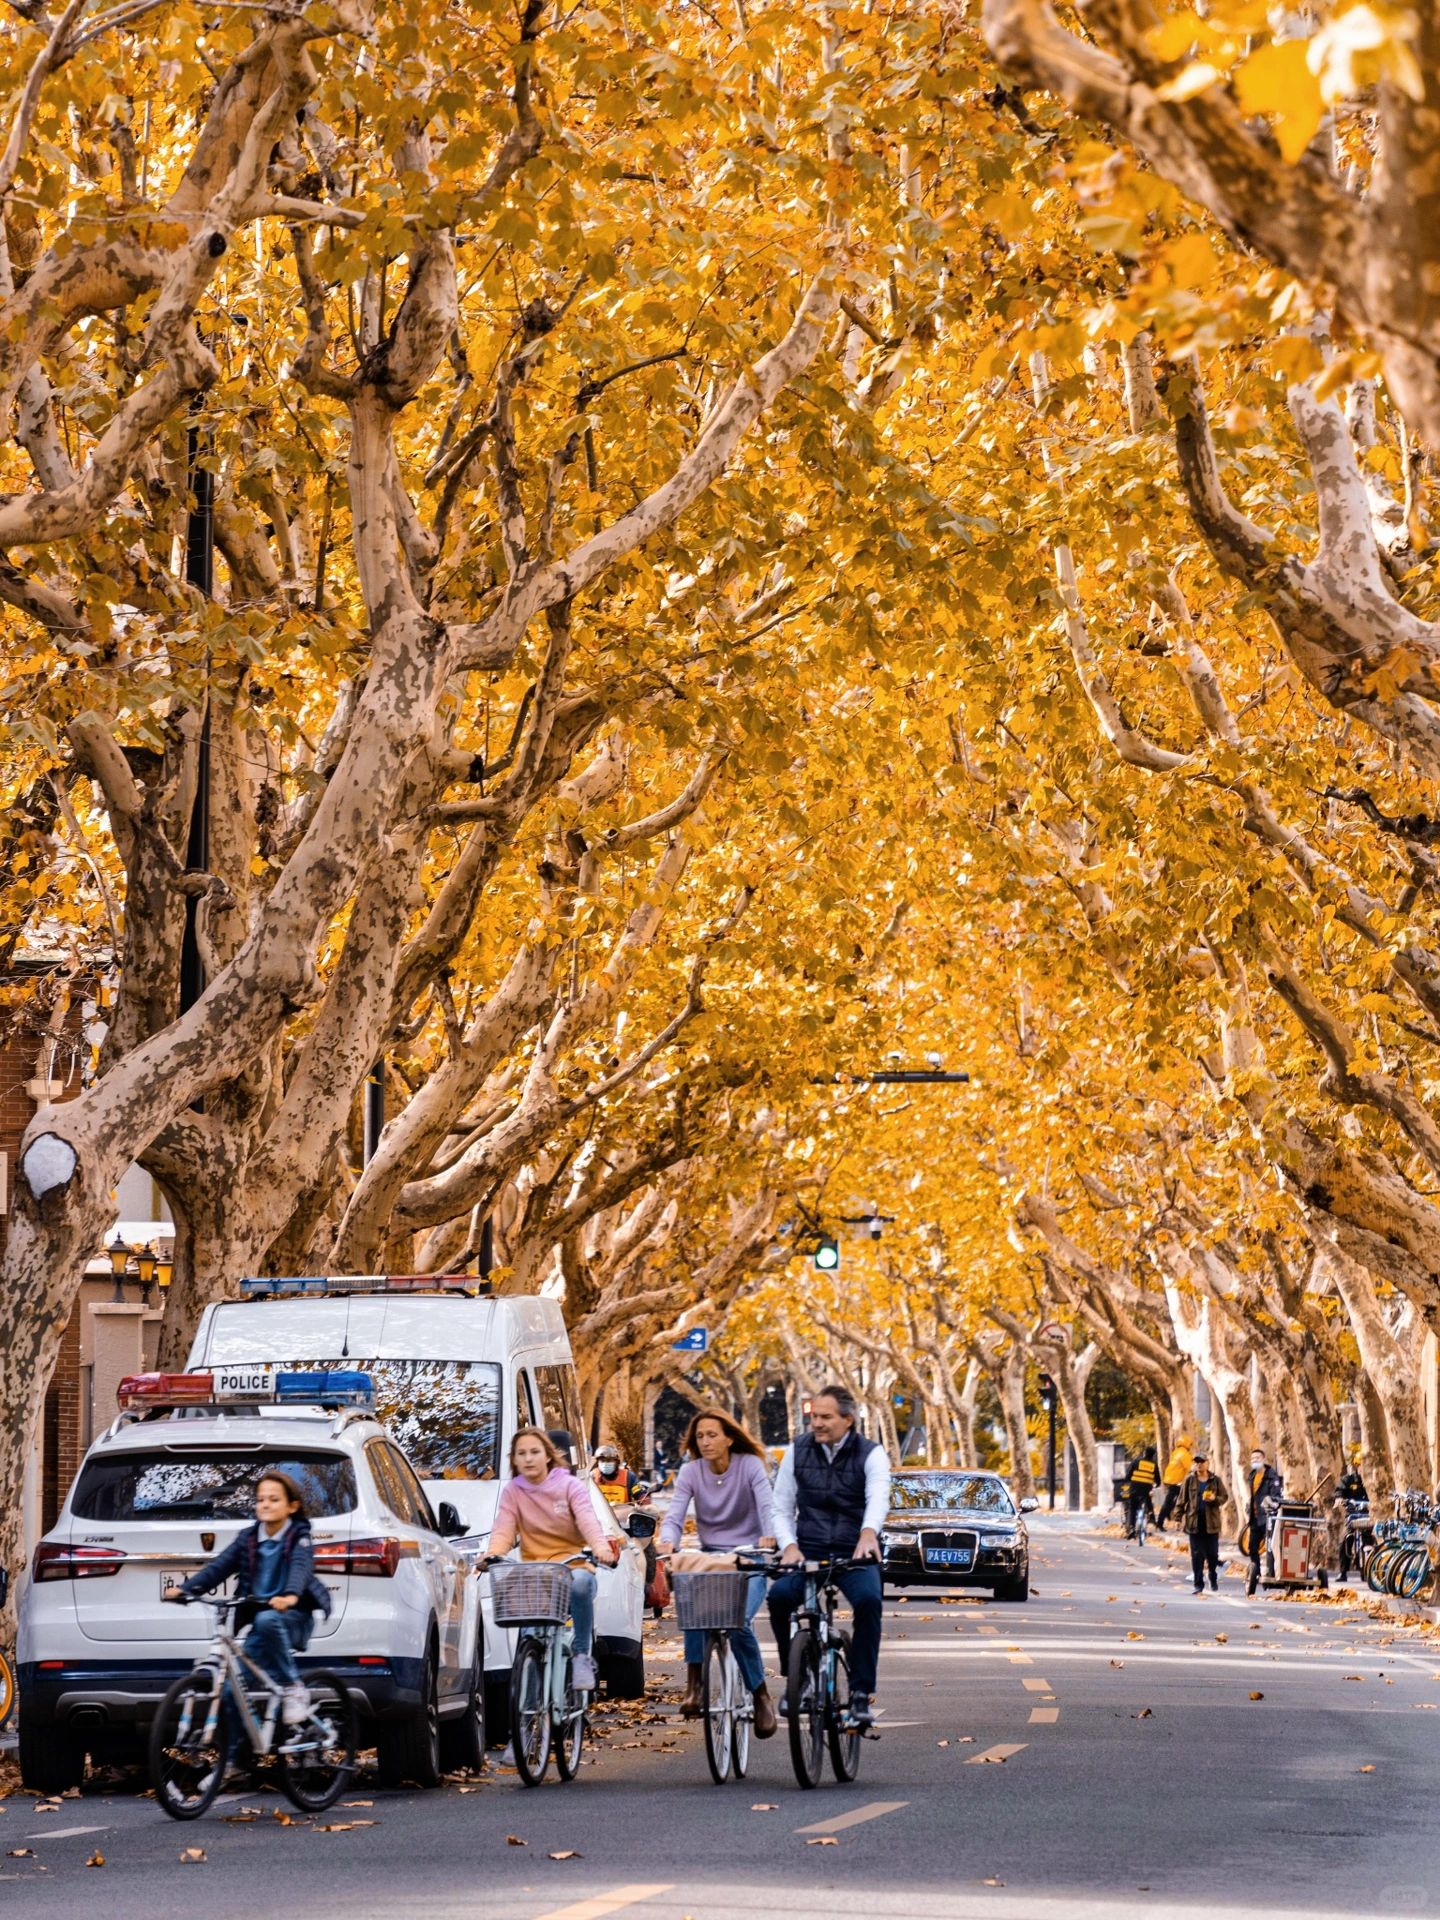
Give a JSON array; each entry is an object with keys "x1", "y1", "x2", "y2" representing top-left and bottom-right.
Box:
[
  {"x1": 673, "y1": 1570, "x2": 753, "y2": 1631},
  {"x1": 490, "y1": 1561, "x2": 574, "y2": 1626}
]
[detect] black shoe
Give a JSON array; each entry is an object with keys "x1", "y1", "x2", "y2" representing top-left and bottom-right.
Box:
[
  {"x1": 1193, "y1": 1585, "x2": 1203, "y2": 1594},
  {"x1": 848, "y1": 1691, "x2": 873, "y2": 1725},
  {"x1": 1209, "y1": 1578, "x2": 1219, "y2": 1591},
  {"x1": 778, "y1": 1691, "x2": 789, "y2": 1717}
]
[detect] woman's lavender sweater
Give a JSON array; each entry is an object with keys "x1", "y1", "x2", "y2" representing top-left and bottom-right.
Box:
[{"x1": 659, "y1": 1453, "x2": 775, "y2": 1549}]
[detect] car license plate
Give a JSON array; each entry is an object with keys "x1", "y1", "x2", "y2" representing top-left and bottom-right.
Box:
[
  {"x1": 159, "y1": 1571, "x2": 187, "y2": 1601},
  {"x1": 923, "y1": 1546, "x2": 974, "y2": 1569},
  {"x1": 213, "y1": 1364, "x2": 275, "y2": 1400}
]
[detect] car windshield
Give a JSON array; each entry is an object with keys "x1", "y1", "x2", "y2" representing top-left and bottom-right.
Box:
[
  {"x1": 72, "y1": 1448, "x2": 357, "y2": 1521},
  {"x1": 281, "y1": 1359, "x2": 503, "y2": 1480},
  {"x1": 888, "y1": 1474, "x2": 1015, "y2": 1515}
]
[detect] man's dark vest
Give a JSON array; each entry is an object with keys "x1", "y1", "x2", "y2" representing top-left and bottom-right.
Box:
[{"x1": 793, "y1": 1428, "x2": 878, "y2": 1557}]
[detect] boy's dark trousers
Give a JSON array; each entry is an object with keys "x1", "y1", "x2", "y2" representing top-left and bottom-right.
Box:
[{"x1": 1189, "y1": 1530, "x2": 1219, "y2": 1589}]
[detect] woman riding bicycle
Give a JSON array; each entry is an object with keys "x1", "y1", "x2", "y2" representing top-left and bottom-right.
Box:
[
  {"x1": 173, "y1": 1470, "x2": 331, "y2": 1726},
  {"x1": 658, "y1": 1406, "x2": 778, "y2": 1737},
  {"x1": 487, "y1": 1427, "x2": 618, "y2": 1691}
]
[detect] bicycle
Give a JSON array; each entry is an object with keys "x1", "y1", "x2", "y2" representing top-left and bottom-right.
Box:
[
  {"x1": 149, "y1": 1596, "x2": 357, "y2": 1820},
  {"x1": 768, "y1": 1556, "x2": 879, "y2": 1791},
  {"x1": 0, "y1": 1569, "x2": 14, "y2": 1732},
  {"x1": 671, "y1": 1556, "x2": 769, "y2": 1785},
  {"x1": 487, "y1": 1554, "x2": 594, "y2": 1788}
]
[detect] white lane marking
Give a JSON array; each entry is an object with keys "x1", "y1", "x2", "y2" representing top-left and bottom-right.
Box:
[
  {"x1": 530, "y1": 1886, "x2": 675, "y2": 1920},
  {"x1": 24, "y1": 1824, "x2": 111, "y2": 1841},
  {"x1": 1007, "y1": 1653, "x2": 1033, "y2": 1665},
  {"x1": 966, "y1": 1742, "x2": 1028, "y2": 1764},
  {"x1": 794, "y1": 1800, "x2": 908, "y2": 1835},
  {"x1": 1028, "y1": 1707, "x2": 1060, "y2": 1724},
  {"x1": 1022, "y1": 1677, "x2": 1052, "y2": 1692}
]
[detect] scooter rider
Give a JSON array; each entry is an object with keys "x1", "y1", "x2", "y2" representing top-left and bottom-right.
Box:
[{"x1": 768, "y1": 1383, "x2": 889, "y2": 1727}]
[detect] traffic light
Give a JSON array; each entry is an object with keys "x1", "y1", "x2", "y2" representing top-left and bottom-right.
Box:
[
  {"x1": 1037, "y1": 1371, "x2": 1057, "y2": 1413},
  {"x1": 813, "y1": 1237, "x2": 840, "y2": 1271}
]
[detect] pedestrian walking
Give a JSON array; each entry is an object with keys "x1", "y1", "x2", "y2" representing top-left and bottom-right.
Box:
[
  {"x1": 1178, "y1": 1450, "x2": 1228, "y2": 1592},
  {"x1": 1155, "y1": 1430, "x2": 1193, "y2": 1533},
  {"x1": 1127, "y1": 1447, "x2": 1159, "y2": 1538},
  {"x1": 1244, "y1": 1448, "x2": 1282, "y2": 1584}
]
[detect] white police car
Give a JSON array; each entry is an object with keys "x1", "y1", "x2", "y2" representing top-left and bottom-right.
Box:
[{"x1": 17, "y1": 1368, "x2": 485, "y2": 1795}]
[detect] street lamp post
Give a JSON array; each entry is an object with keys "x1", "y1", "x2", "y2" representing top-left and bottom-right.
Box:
[{"x1": 1038, "y1": 1372, "x2": 1059, "y2": 1509}]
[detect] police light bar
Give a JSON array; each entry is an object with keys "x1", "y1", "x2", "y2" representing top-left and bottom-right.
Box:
[
  {"x1": 116, "y1": 1369, "x2": 374, "y2": 1411},
  {"x1": 238, "y1": 1273, "x2": 484, "y2": 1298}
]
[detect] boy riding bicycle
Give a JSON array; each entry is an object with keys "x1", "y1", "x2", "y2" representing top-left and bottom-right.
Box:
[{"x1": 169, "y1": 1469, "x2": 331, "y2": 1725}]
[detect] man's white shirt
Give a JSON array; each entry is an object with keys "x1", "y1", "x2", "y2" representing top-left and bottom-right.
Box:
[{"x1": 773, "y1": 1432, "x2": 891, "y2": 1552}]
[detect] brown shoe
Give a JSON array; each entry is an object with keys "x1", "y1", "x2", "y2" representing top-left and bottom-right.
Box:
[
  {"x1": 752, "y1": 1684, "x2": 777, "y2": 1739},
  {"x1": 679, "y1": 1664, "x2": 703, "y2": 1717}
]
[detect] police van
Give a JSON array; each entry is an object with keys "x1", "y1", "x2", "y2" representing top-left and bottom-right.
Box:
[{"x1": 186, "y1": 1277, "x2": 648, "y2": 1727}]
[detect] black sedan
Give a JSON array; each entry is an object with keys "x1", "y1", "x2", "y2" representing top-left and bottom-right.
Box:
[{"x1": 879, "y1": 1469, "x2": 1036, "y2": 1601}]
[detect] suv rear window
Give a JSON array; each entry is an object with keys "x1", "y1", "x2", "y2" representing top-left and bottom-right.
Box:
[
  {"x1": 281, "y1": 1360, "x2": 503, "y2": 1480},
  {"x1": 72, "y1": 1449, "x2": 358, "y2": 1521}
]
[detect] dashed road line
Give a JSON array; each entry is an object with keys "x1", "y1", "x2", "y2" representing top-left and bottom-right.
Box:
[
  {"x1": 530, "y1": 1886, "x2": 675, "y2": 1920},
  {"x1": 1021, "y1": 1677, "x2": 1052, "y2": 1692},
  {"x1": 1028, "y1": 1707, "x2": 1060, "y2": 1724},
  {"x1": 24, "y1": 1824, "x2": 111, "y2": 1841},
  {"x1": 966, "y1": 1742, "x2": 1028, "y2": 1764},
  {"x1": 794, "y1": 1800, "x2": 908, "y2": 1835}
]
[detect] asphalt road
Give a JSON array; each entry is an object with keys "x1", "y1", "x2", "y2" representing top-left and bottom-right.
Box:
[{"x1": 6, "y1": 1517, "x2": 1440, "y2": 1919}]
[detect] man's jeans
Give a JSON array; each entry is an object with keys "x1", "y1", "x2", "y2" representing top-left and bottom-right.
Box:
[
  {"x1": 768, "y1": 1563, "x2": 884, "y2": 1694},
  {"x1": 569, "y1": 1567, "x2": 597, "y2": 1656},
  {"x1": 1189, "y1": 1530, "x2": 1219, "y2": 1588},
  {"x1": 683, "y1": 1573, "x2": 767, "y2": 1692},
  {"x1": 245, "y1": 1606, "x2": 311, "y2": 1689}
]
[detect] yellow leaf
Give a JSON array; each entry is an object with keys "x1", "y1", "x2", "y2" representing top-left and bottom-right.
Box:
[
  {"x1": 1155, "y1": 61, "x2": 1225, "y2": 101},
  {"x1": 1234, "y1": 42, "x2": 1323, "y2": 164}
]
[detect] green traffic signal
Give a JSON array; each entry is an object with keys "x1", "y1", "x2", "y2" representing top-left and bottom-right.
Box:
[{"x1": 814, "y1": 1237, "x2": 840, "y2": 1271}]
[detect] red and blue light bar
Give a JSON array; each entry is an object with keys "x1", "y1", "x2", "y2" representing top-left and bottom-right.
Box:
[
  {"x1": 238, "y1": 1274, "x2": 484, "y2": 1297},
  {"x1": 116, "y1": 1369, "x2": 374, "y2": 1410}
]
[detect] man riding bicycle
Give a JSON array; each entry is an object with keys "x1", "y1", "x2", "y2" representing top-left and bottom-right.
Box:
[{"x1": 768, "y1": 1383, "x2": 889, "y2": 1727}]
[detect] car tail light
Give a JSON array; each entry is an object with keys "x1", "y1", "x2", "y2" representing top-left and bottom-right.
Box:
[
  {"x1": 313, "y1": 1536, "x2": 401, "y2": 1577},
  {"x1": 34, "y1": 1542, "x2": 126, "y2": 1581}
]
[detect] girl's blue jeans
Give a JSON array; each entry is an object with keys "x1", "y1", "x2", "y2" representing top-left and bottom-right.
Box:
[
  {"x1": 683, "y1": 1572, "x2": 767, "y2": 1692},
  {"x1": 570, "y1": 1567, "x2": 597, "y2": 1656}
]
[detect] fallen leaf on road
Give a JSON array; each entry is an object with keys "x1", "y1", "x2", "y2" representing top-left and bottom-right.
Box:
[
  {"x1": 1109, "y1": 1659, "x2": 1125, "y2": 1669},
  {"x1": 1214, "y1": 1634, "x2": 1228, "y2": 1644},
  {"x1": 549, "y1": 1850, "x2": 581, "y2": 1861},
  {"x1": 179, "y1": 1848, "x2": 207, "y2": 1863},
  {"x1": 222, "y1": 1812, "x2": 260, "y2": 1824},
  {"x1": 979, "y1": 1753, "x2": 1009, "y2": 1764},
  {"x1": 982, "y1": 1877, "x2": 1004, "y2": 1886},
  {"x1": 271, "y1": 1811, "x2": 295, "y2": 1826},
  {"x1": 7, "y1": 1848, "x2": 33, "y2": 1857},
  {"x1": 340, "y1": 1800, "x2": 374, "y2": 1807},
  {"x1": 751, "y1": 1804, "x2": 777, "y2": 1811},
  {"x1": 86, "y1": 1852, "x2": 104, "y2": 1868},
  {"x1": 1125, "y1": 1631, "x2": 1144, "y2": 1641},
  {"x1": 1135, "y1": 1708, "x2": 1153, "y2": 1719},
  {"x1": 937, "y1": 1739, "x2": 950, "y2": 1748},
  {"x1": 316, "y1": 1821, "x2": 378, "y2": 1832},
  {"x1": 1359, "y1": 1764, "x2": 1376, "y2": 1773},
  {"x1": 806, "y1": 1836, "x2": 838, "y2": 1846},
  {"x1": 506, "y1": 1835, "x2": 528, "y2": 1846},
  {"x1": 959, "y1": 1735, "x2": 974, "y2": 1742},
  {"x1": 1248, "y1": 1691, "x2": 1264, "y2": 1701},
  {"x1": 1343, "y1": 1675, "x2": 1363, "y2": 1681}
]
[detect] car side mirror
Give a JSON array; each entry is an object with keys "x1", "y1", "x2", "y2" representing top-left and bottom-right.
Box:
[
  {"x1": 437, "y1": 1501, "x2": 466, "y2": 1537},
  {"x1": 1019, "y1": 1496, "x2": 1039, "y2": 1513},
  {"x1": 625, "y1": 1510, "x2": 657, "y2": 1540}
]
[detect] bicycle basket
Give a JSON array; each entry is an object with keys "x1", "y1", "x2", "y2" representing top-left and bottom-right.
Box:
[
  {"x1": 673, "y1": 1570, "x2": 752, "y2": 1632},
  {"x1": 490, "y1": 1561, "x2": 574, "y2": 1626}
]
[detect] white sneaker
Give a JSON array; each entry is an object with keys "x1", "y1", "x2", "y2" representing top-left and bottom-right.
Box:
[
  {"x1": 281, "y1": 1682, "x2": 311, "y2": 1726},
  {"x1": 571, "y1": 1655, "x2": 597, "y2": 1691}
]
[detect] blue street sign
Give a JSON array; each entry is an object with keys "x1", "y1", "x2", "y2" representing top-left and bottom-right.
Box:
[{"x1": 672, "y1": 1327, "x2": 709, "y2": 1352}]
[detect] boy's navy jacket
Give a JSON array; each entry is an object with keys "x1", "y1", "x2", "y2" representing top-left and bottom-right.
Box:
[{"x1": 181, "y1": 1515, "x2": 332, "y2": 1620}]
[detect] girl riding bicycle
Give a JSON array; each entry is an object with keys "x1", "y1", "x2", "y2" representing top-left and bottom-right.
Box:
[
  {"x1": 487, "y1": 1427, "x2": 618, "y2": 1690},
  {"x1": 658, "y1": 1406, "x2": 778, "y2": 1737},
  {"x1": 174, "y1": 1470, "x2": 331, "y2": 1725}
]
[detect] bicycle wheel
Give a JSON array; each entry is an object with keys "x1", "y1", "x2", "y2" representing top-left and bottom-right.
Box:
[
  {"x1": 786, "y1": 1628, "x2": 825, "y2": 1790},
  {"x1": 277, "y1": 1670, "x2": 358, "y2": 1812},
  {"x1": 554, "y1": 1665, "x2": 586, "y2": 1782},
  {"x1": 826, "y1": 1631, "x2": 861, "y2": 1783},
  {"x1": 0, "y1": 1647, "x2": 13, "y2": 1732},
  {"x1": 510, "y1": 1638, "x2": 552, "y2": 1787},
  {"x1": 1369, "y1": 1544, "x2": 1400, "y2": 1593},
  {"x1": 1392, "y1": 1547, "x2": 1431, "y2": 1599},
  {"x1": 150, "y1": 1670, "x2": 231, "y2": 1820},
  {"x1": 1135, "y1": 1507, "x2": 1148, "y2": 1547},
  {"x1": 730, "y1": 1656, "x2": 752, "y2": 1781},
  {"x1": 702, "y1": 1634, "x2": 734, "y2": 1784}
]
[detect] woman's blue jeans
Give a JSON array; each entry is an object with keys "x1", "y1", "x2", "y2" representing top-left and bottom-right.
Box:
[
  {"x1": 683, "y1": 1573, "x2": 767, "y2": 1692},
  {"x1": 569, "y1": 1567, "x2": 597, "y2": 1656},
  {"x1": 245, "y1": 1606, "x2": 311, "y2": 1688}
]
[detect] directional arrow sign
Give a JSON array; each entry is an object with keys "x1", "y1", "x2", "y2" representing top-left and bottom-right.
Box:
[{"x1": 672, "y1": 1327, "x2": 709, "y2": 1353}]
